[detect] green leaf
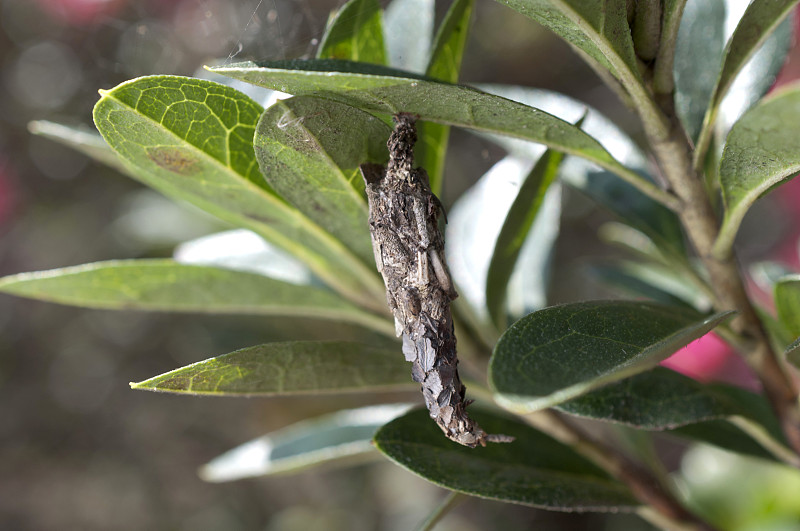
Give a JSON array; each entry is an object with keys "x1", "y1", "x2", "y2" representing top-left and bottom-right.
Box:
[
  {"x1": 706, "y1": 0, "x2": 797, "y2": 134},
  {"x1": 489, "y1": 301, "x2": 733, "y2": 413},
  {"x1": 785, "y1": 336, "x2": 800, "y2": 369},
  {"x1": 486, "y1": 148, "x2": 564, "y2": 330},
  {"x1": 0, "y1": 260, "x2": 394, "y2": 336},
  {"x1": 317, "y1": 0, "x2": 387, "y2": 65},
  {"x1": 255, "y1": 96, "x2": 390, "y2": 265},
  {"x1": 558, "y1": 367, "x2": 783, "y2": 434},
  {"x1": 716, "y1": 84, "x2": 800, "y2": 259},
  {"x1": 417, "y1": 0, "x2": 474, "y2": 195},
  {"x1": 491, "y1": 0, "x2": 640, "y2": 87},
  {"x1": 775, "y1": 276, "x2": 800, "y2": 337},
  {"x1": 374, "y1": 408, "x2": 638, "y2": 510},
  {"x1": 27, "y1": 120, "x2": 130, "y2": 174},
  {"x1": 447, "y1": 157, "x2": 561, "y2": 327},
  {"x1": 201, "y1": 404, "x2": 412, "y2": 481},
  {"x1": 587, "y1": 260, "x2": 710, "y2": 310},
  {"x1": 673, "y1": 0, "x2": 727, "y2": 141},
  {"x1": 92, "y1": 75, "x2": 384, "y2": 308},
  {"x1": 476, "y1": 84, "x2": 688, "y2": 261},
  {"x1": 131, "y1": 340, "x2": 409, "y2": 395},
  {"x1": 209, "y1": 60, "x2": 670, "y2": 207},
  {"x1": 671, "y1": 420, "x2": 784, "y2": 463},
  {"x1": 384, "y1": 0, "x2": 434, "y2": 73}
]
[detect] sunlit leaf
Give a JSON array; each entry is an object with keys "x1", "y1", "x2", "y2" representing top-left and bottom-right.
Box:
[
  {"x1": 416, "y1": 0, "x2": 474, "y2": 194},
  {"x1": 131, "y1": 340, "x2": 409, "y2": 395},
  {"x1": 317, "y1": 0, "x2": 387, "y2": 64},
  {"x1": 0, "y1": 260, "x2": 393, "y2": 335},
  {"x1": 209, "y1": 60, "x2": 663, "y2": 204},
  {"x1": 92, "y1": 75, "x2": 385, "y2": 308},
  {"x1": 716, "y1": 84, "x2": 800, "y2": 259},
  {"x1": 374, "y1": 408, "x2": 637, "y2": 510},
  {"x1": 775, "y1": 276, "x2": 800, "y2": 337},
  {"x1": 201, "y1": 404, "x2": 412, "y2": 481},
  {"x1": 489, "y1": 301, "x2": 733, "y2": 412},
  {"x1": 255, "y1": 96, "x2": 390, "y2": 265}
]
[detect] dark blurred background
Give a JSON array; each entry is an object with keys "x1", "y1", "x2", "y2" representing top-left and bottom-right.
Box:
[{"x1": 1, "y1": 1, "x2": 798, "y2": 530}]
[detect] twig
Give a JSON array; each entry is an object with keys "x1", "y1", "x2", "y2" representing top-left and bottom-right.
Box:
[{"x1": 524, "y1": 410, "x2": 718, "y2": 531}]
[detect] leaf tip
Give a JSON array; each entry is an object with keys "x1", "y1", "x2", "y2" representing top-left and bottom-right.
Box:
[{"x1": 97, "y1": 88, "x2": 110, "y2": 97}]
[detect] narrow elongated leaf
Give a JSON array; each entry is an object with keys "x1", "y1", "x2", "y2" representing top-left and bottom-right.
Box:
[
  {"x1": 559, "y1": 367, "x2": 784, "y2": 434},
  {"x1": 374, "y1": 408, "x2": 638, "y2": 510},
  {"x1": 447, "y1": 157, "x2": 561, "y2": 325},
  {"x1": 255, "y1": 96, "x2": 390, "y2": 265},
  {"x1": 492, "y1": 0, "x2": 640, "y2": 86},
  {"x1": 209, "y1": 60, "x2": 663, "y2": 204},
  {"x1": 384, "y1": 0, "x2": 434, "y2": 73},
  {"x1": 317, "y1": 0, "x2": 387, "y2": 64},
  {"x1": 716, "y1": 85, "x2": 800, "y2": 258},
  {"x1": 28, "y1": 120, "x2": 129, "y2": 174},
  {"x1": 130, "y1": 340, "x2": 409, "y2": 395},
  {"x1": 417, "y1": 0, "x2": 474, "y2": 195},
  {"x1": 0, "y1": 260, "x2": 393, "y2": 335},
  {"x1": 705, "y1": 0, "x2": 798, "y2": 134},
  {"x1": 476, "y1": 84, "x2": 688, "y2": 261},
  {"x1": 672, "y1": 420, "x2": 784, "y2": 462},
  {"x1": 785, "y1": 336, "x2": 800, "y2": 369},
  {"x1": 201, "y1": 404, "x2": 412, "y2": 481},
  {"x1": 486, "y1": 148, "x2": 564, "y2": 329},
  {"x1": 489, "y1": 301, "x2": 733, "y2": 412},
  {"x1": 588, "y1": 260, "x2": 710, "y2": 310},
  {"x1": 673, "y1": 0, "x2": 726, "y2": 141},
  {"x1": 93, "y1": 75, "x2": 384, "y2": 309},
  {"x1": 775, "y1": 276, "x2": 800, "y2": 337}
]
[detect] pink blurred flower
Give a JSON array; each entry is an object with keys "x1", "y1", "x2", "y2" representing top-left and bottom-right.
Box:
[
  {"x1": 33, "y1": 0, "x2": 125, "y2": 26},
  {"x1": 661, "y1": 332, "x2": 759, "y2": 390}
]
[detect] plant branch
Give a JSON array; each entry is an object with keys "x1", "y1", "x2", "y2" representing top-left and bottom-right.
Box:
[
  {"x1": 642, "y1": 97, "x2": 800, "y2": 457},
  {"x1": 416, "y1": 491, "x2": 465, "y2": 531},
  {"x1": 523, "y1": 411, "x2": 718, "y2": 531}
]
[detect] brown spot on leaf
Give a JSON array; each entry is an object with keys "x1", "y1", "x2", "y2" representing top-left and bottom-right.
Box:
[{"x1": 147, "y1": 147, "x2": 199, "y2": 175}]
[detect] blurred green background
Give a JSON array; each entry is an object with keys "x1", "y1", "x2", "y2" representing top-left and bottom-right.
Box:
[{"x1": 1, "y1": 1, "x2": 799, "y2": 529}]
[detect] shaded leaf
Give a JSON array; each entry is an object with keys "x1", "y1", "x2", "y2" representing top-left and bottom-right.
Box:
[
  {"x1": 672, "y1": 421, "x2": 784, "y2": 463},
  {"x1": 486, "y1": 148, "x2": 564, "y2": 330},
  {"x1": 209, "y1": 60, "x2": 663, "y2": 204},
  {"x1": 491, "y1": 0, "x2": 640, "y2": 86},
  {"x1": 447, "y1": 157, "x2": 560, "y2": 326},
  {"x1": 384, "y1": 0, "x2": 434, "y2": 73},
  {"x1": 775, "y1": 275, "x2": 800, "y2": 337},
  {"x1": 673, "y1": 0, "x2": 727, "y2": 141},
  {"x1": 317, "y1": 0, "x2": 387, "y2": 64},
  {"x1": 201, "y1": 404, "x2": 412, "y2": 481},
  {"x1": 92, "y1": 75, "x2": 384, "y2": 307},
  {"x1": 417, "y1": 0, "x2": 474, "y2": 195},
  {"x1": 559, "y1": 367, "x2": 784, "y2": 437},
  {"x1": 588, "y1": 260, "x2": 710, "y2": 310},
  {"x1": 131, "y1": 340, "x2": 409, "y2": 395},
  {"x1": 489, "y1": 301, "x2": 733, "y2": 412},
  {"x1": 0, "y1": 260, "x2": 393, "y2": 335},
  {"x1": 477, "y1": 84, "x2": 687, "y2": 261},
  {"x1": 255, "y1": 96, "x2": 390, "y2": 265},
  {"x1": 716, "y1": 84, "x2": 800, "y2": 258},
  {"x1": 374, "y1": 408, "x2": 637, "y2": 510}
]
